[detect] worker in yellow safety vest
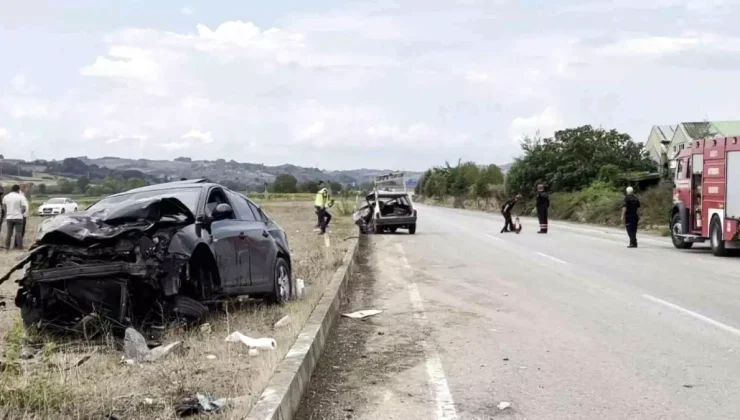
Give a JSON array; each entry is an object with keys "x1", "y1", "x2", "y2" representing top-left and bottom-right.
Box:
[{"x1": 314, "y1": 181, "x2": 333, "y2": 235}]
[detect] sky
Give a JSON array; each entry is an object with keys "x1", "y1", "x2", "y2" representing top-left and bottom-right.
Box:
[{"x1": 1, "y1": 0, "x2": 740, "y2": 171}]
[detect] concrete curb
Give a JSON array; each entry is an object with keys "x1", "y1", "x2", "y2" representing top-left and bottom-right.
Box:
[{"x1": 244, "y1": 236, "x2": 362, "y2": 420}]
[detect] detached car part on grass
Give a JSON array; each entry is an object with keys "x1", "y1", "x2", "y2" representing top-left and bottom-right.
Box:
[
  {"x1": 0, "y1": 180, "x2": 294, "y2": 334},
  {"x1": 353, "y1": 191, "x2": 417, "y2": 234}
]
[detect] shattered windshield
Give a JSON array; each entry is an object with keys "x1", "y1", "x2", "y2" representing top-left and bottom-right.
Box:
[{"x1": 86, "y1": 187, "x2": 202, "y2": 214}]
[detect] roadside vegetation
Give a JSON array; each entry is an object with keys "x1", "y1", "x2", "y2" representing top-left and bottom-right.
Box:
[
  {"x1": 414, "y1": 125, "x2": 672, "y2": 232},
  {"x1": 0, "y1": 201, "x2": 354, "y2": 419}
]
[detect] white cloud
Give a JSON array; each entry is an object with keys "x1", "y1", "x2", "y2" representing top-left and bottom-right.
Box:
[
  {"x1": 182, "y1": 129, "x2": 213, "y2": 144},
  {"x1": 82, "y1": 127, "x2": 99, "y2": 139},
  {"x1": 10, "y1": 74, "x2": 36, "y2": 94},
  {"x1": 297, "y1": 121, "x2": 325, "y2": 140},
  {"x1": 181, "y1": 6, "x2": 194, "y2": 16},
  {"x1": 160, "y1": 141, "x2": 191, "y2": 151},
  {"x1": 80, "y1": 46, "x2": 163, "y2": 83},
  {"x1": 509, "y1": 108, "x2": 564, "y2": 143}
]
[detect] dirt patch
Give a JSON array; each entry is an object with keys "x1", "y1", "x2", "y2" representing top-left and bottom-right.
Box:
[
  {"x1": 0, "y1": 201, "x2": 354, "y2": 419},
  {"x1": 295, "y1": 243, "x2": 427, "y2": 420}
]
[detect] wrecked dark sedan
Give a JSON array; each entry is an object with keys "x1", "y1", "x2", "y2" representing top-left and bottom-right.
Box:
[{"x1": 2, "y1": 179, "x2": 293, "y2": 332}]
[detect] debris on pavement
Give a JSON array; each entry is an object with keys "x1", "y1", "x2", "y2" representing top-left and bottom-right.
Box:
[
  {"x1": 497, "y1": 402, "x2": 511, "y2": 410},
  {"x1": 174, "y1": 393, "x2": 227, "y2": 417},
  {"x1": 123, "y1": 327, "x2": 181, "y2": 363},
  {"x1": 224, "y1": 331, "x2": 277, "y2": 350},
  {"x1": 206, "y1": 354, "x2": 217, "y2": 360},
  {"x1": 274, "y1": 315, "x2": 291, "y2": 328},
  {"x1": 342, "y1": 309, "x2": 383, "y2": 319}
]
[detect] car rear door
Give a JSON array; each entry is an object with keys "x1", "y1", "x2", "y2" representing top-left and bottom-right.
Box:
[
  {"x1": 245, "y1": 199, "x2": 277, "y2": 286},
  {"x1": 225, "y1": 190, "x2": 259, "y2": 286}
]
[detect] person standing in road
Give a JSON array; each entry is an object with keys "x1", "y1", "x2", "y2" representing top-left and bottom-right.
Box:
[
  {"x1": 536, "y1": 183, "x2": 550, "y2": 234},
  {"x1": 622, "y1": 186, "x2": 640, "y2": 248},
  {"x1": 2, "y1": 185, "x2": 28, "y2": 250},
  {"x1": 500, "y1": 194, "x2": 522, "y2": 233},
  {"x1": 314, "y1": 181, "x2": 332, "y2": 235},
  {"x1": 0, "y1": 185, "x2": 5, "y2": 236}
]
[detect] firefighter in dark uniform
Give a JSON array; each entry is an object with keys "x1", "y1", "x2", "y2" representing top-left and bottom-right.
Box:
[
  {"x1": 536, "y1": 183, "x2": 550, "y2": 234},
  {"x1": 622, "y1": 186, "x2": 640, "y2": 248},
  {"x1": 500, "y1": 194, "x2": 522, "y2": 233}
]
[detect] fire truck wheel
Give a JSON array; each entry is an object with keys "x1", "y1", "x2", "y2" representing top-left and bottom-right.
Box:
[
  {"x1": 710, "y1": 217, "x2": 728, "y2": 257},
  {"x1": 671, "y1": 213, "x2": 693, "y2": 249}
]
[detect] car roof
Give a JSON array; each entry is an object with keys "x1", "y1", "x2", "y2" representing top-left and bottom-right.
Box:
[
  {"x1": 106, "y1": 179, "x2": 214, "y2": 198},
  {"x1": 366, "y1": 191, "x2": 410, "y2": 199}
]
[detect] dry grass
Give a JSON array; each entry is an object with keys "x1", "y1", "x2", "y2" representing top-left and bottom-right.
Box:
[{"x1": 0, "y1": 201, "x2": 355, "y2": 419}]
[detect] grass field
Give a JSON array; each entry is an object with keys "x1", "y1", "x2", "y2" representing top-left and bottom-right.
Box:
[{"x1": 0, "y1": 201, "x2": 355, "y2": 419}]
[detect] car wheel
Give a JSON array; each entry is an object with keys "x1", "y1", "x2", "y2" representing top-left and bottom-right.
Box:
[
  {"x1": 710, "y1": 216, "x2": 728, "y2": 257},
  {"x1": 170, "y1": 295, "x2": 209, "y2": 324},
  {"x1": 409, "y1": 224, "x2": 417, "y2": 234},
  {"x1": 671, "y1": 213, "x2": 692, "y2": 249},
  {"x1": 267, "y1": 257, "x2": 292, "y2": 304}
]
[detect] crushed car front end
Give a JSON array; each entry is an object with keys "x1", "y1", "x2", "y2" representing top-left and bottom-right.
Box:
[{"x1": 5, "y1": 198, "x2": 197, "y2": 332}]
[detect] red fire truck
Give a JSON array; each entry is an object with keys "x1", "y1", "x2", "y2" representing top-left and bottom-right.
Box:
[{"x1": 670, "y1": 136, "x2": 740, "y2": 256}]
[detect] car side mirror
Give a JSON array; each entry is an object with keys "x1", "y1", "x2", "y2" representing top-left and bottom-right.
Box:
[{"x1": 211, "y1": 203, "x2": 233, "y2": 221}]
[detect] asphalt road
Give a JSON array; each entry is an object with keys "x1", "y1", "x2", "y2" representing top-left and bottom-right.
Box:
[{"x1": 298, "y1": 204, "x2": 740, "y2": 420}]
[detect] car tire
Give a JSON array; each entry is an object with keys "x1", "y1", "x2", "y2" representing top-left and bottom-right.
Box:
[
  {"x1": 409, "y1": 224, "x2": 417, "y2": 234},
  {"x1": 671, "y1": 213, "x2": 692, "y2": 249},
  {"x1": 710, "y1": 216, "x2": 728, "y2": 257},
  {"x1": 267, "y1": 257, "x2": 292, "y2": 304},
  {"x1": 170, "y1": 295, "x2": 209, "y2": 324}
]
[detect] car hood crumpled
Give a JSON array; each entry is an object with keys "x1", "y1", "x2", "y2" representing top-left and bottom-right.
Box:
[{"x1": 35, "y1": 197, "x2": 195, "y2": 243}]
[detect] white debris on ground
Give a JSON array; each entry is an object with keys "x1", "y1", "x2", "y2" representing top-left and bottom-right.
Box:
[
  {"x1": 123, "y1": 327, "x2": 181, "y2": 364},
  {"x1": 224, "y1": 331, "x2": 277, "y2": 350},
  {"x1": 274, "y1": 315, "x2": 291, "y2": 328},
  {"x1": 342, "y1": 309, "x2": 383, "y2": 319},
  {"x1": 248, "y1": 348, "x2": 260, "y2": 357},
  {"x1": 497, "y1": 402, "x2": 511, "y2": 410},
  {"x1": 295, "y1": 279, "x2": 306, "y2": 299}
]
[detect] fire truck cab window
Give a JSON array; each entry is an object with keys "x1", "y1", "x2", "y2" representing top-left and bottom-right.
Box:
[{"x1": 676, "y1": 159, "x2": 684, "y2": 180}]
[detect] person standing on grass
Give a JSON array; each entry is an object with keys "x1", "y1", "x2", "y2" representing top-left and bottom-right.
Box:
[
  {"x1": 314, "y1": 181, "x2": 332, "y2": 235},
  {"x1": 536, "y1": 183, "x2": 550, "y2": 234},
  {"x1": 2, "y1": 185, "x2": 28, "y2": 250},
  {"x1": 622, "y1": 186, "x2": 641, "y2": 248},
  {"x1": 0, "y1": 185, "x2": 5, "y2": 236},
  {"x1": 500, "y1": 194, "x2": 522, "y2": 233},
  {"x1": 20, "y1": 184, "x2": 29, "y2": 243}
]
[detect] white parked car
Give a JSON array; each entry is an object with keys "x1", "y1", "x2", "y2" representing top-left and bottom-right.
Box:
[{"x1": 37, "y1": 197, "x2": 79, "y2": 216}]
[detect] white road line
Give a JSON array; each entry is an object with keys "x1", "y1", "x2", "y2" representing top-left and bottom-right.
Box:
[
  {"x1": 396, "y1": 243, "x2": 458, "y2": 420},
  {"x1": 484, "y1": 234, "x2": 503, "y2": 242},
  {"x1": 535, "y1": 251, "x2": 569, "y2": 265},
  {"x1": 642, "y1": 294, "x2": 740, "y2": 338}
]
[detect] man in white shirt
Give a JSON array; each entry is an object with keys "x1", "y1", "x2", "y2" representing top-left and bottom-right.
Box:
[{"x1": 2, "y1": 185, "x2": 28, "y2": 250}]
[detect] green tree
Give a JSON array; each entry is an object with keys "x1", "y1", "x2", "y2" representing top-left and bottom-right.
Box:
[
  {"x1": 272, "y1": 173, "x2": 298, "y2": 193},
  {"x1": 76, "y1": 177, "x2": 90, "y2": 194},
  {"x1": 298, "y1": 181, "x2": 320, "y2": 194},
  {"x1": 505, "y1": 125, "x2": 656, "y2": 196},
  {"x1": 57, "y1": 178, "x2": 75, "y2": 194},
  {"x1": 125, "y1": 178, "x2": 147, "y2": 191},
  {"x1": 37, "y1": 183, "x2": 47, "y2": 194},
  {"x1": 329, "y1": 182, "x2": 343, "y2": 193}
]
